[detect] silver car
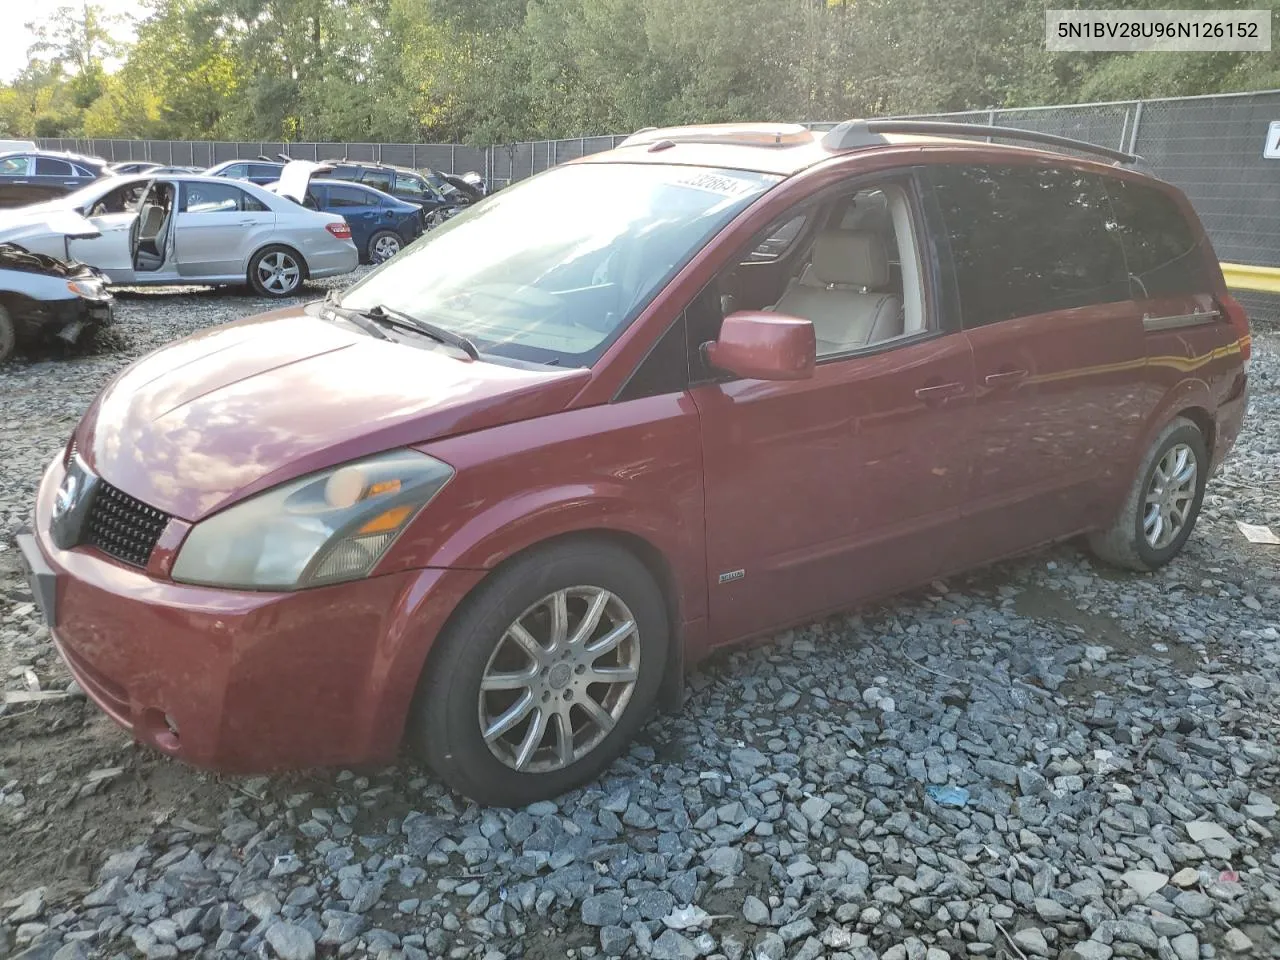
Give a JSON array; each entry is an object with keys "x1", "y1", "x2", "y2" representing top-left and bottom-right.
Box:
[{"x1": 0, "y1": 164, "x2": 359, "y2": 297}]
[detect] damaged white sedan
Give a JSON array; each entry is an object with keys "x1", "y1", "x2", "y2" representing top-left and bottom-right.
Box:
[{"x1": 0, "y1": 163, "x2": 359, "y2": 297}]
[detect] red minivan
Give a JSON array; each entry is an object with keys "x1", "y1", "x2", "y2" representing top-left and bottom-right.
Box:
[{"x1": 18, "y1": 122, "x2": 1250, "y2": 805}]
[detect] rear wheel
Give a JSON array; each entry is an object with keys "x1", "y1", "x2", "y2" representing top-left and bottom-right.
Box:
[
  {"x1": 368, "y1": 230, "x2": 403, "y2": 264},
  {"x1": 411, "y1": 540, "x2": 669, "y2": 806},
  {"x1": 0, "y1": 305, "x2": 15, "y2": 362},
  {"x1": 248, "y1": 245, "x2": 305, "y2": 298},
  {"x1": 1088, "y1": 416, "x2": 1208, "y2": 571}
]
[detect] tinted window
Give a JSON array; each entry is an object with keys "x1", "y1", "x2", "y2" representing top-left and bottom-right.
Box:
[
  {"x1": 35, "y1": 157, "x2": 74, "y2": 176},
  {"x1": 0, "y1": 156, "x2": 31, "y2": 175},
  {"x1": 395, "y1": 174, "x2": 426, "y2": 199},
  {"x1": 927, "y1": 164, "x2": 1129, "y2": 326},
  {"x1": 327, "y1": 185, "x2": 372, "y2": 208},
  {"x1": 1103, "y1": 178, "x2": 1211, "y2": 298},
  {"x1": 183, "y1": 181, "x2": 250, "y2": 213},
  {"x1": 249, "y1": 163, "x2": 281, "y2": 180},
  {"x1": 360, "y1": 170, "x2": 393, "y2": 192},
  {"x1": 217, "y1": 163, "x2": 247, "y2": 178}
]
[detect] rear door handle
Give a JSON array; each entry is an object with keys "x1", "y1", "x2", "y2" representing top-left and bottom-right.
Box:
[
  {"x1": 914, "y1": 381, "x2": 966, "y2": 405},
  {"x1": 984, "y1": 369, "x2": 1028, "y2": 388}
]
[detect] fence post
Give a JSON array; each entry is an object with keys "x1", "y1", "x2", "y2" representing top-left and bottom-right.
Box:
[
  {"x1": 1127, "y1": 100, "x2": 1144, "y2": 154},
  {"x1": 986, "y1": 109, "x2": 995, "y2": 143},
  {"x1": 451, "y1": 143, "x2": 456, "y2": 173}
]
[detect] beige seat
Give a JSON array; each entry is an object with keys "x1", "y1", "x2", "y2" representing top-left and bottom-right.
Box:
[{"x1": 773, "y1": 230, "x2": 903, "y2": 354}]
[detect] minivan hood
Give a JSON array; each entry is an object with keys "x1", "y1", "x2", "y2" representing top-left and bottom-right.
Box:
[{"x1": 78, "y1": 309, "x2": 589, "y2": 521}]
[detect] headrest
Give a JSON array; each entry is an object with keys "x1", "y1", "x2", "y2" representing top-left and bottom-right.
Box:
[{"x1": 806, "y1": 230, "x2": 889, "y2": 290}]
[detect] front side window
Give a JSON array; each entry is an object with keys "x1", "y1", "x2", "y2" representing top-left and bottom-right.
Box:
[
  {"x1": 395, "y1": 174, "x2": 426, "y2": 199},
  {"x1": 35, "y1": 157, "x2": 73, "y2": 176},
  {"x1": 0, "y1": 156, "x2": 32, "y2": 175},
  {"x1": 249, "y1": 163, "x2": 281, "y2": 180},
  {"x1": 361, "y1": 170, "x2": 393, "y2": 192},
  {"x1": 1103, "y1": 178, "x2": 1211, "y2": 298},
  {"x1": 339, "y1": 163, "x2": 777, "y2": 367},
  {"x1": 217, "y1": 163, "x2": 248, "y2": 179},
  {"x1": 183, "y1": 182, "x2": 249, "y2": 214},
  {"x1": 926, "y1": 164, "x2": 1129, "y2": 327}
]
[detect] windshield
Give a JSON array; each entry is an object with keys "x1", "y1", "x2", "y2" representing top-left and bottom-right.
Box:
[{"x1": 338, "y1": 163, "x2": 778, "y2": 366}]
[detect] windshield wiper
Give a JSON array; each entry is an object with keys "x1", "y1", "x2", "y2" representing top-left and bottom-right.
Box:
[
  {"x1": 321, "y1": 291, "x2": 391, "y2": 341},
  {"x1": 363, "y1": 304, "x2": 481, "y2": 361}
]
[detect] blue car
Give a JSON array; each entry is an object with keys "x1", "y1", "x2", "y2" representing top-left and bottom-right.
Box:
[{"x1": 293, "y1": 179, "x2": 424, "y2": 264}]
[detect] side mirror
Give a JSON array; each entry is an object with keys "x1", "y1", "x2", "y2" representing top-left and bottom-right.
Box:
[{"x1": 704, "y1": 311, "x2": 816, "y2": 381}]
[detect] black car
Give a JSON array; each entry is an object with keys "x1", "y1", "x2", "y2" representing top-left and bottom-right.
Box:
[
  {"x1": 327, "y1": 162, "x2": 457, "y2": 217},
  {"x1": 0, "y1": 151, "x2": 108, "y2": 208},
  {"x1": 204, "y1": 159, "x2": 287, "y2": 185},
  {"x1": 0, "y1": 243, "x2": 113, "y2": 362}
]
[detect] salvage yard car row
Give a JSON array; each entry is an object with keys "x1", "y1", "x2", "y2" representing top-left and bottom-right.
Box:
[{"x1": 0, "y1": 151, "x2": 490, "y2": 361}]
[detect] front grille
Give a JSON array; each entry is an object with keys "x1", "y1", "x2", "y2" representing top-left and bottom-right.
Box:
[{"x1": 85, "y1": 482, "x2": 169, "y2": 568}]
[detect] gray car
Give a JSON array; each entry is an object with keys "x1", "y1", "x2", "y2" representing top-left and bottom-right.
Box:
[{"x1": 0, "y1": 165, "x2": 359, "y2": 297}]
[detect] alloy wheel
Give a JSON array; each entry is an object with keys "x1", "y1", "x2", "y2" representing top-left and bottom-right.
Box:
[
  {"x1": 257, "y1": 251, "x2": 300, "y2": 295},
  {"x1": 478, "y1": 586, "x2": 640, "y2": 773},
  {"x1": 1143, "y1": 442, "x2": 1198, "y2": 550},
  {"x1": 372, "y1": 234, "x2": 401, "y2": 262}
]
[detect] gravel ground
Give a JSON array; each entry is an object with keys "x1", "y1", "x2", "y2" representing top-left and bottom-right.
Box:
[{"x1": 0, "y1": 286, "x2": 1278, "y2": 960}]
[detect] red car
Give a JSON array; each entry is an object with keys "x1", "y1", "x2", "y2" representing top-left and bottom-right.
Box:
[{"x1": 18, "y1": 121, "x2": 1250, "y2": 806}]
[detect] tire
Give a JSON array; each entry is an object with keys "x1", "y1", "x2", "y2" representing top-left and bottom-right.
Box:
[
  {"x1": 411, "y1": 539, "x2": 669, "y2": 807},
  {"x1": 0, "y1": 305, "x2": 14, "y2": 363},
  {"x1": 247, "y1": 245, "x2": 306, "y2": 298},
  {"x1": 1088, "y1": 416, "x2": 1208, "y2": 571},
  {"x1": 367, "y1": 230, "x2": 403, "y2": 264}
]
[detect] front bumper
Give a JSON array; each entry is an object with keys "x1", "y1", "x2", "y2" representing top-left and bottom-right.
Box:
[
  {"x1": 20, "y1": 455, "x2": 484, "y2": 772},
  {"x1": 16, "y1": 295, "x2": 113, "y2": 344}
]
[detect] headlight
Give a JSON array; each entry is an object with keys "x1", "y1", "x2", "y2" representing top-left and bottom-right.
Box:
[
  {"x1": 67, "y1": 278, "x2": 108, "y2": 300},
  {"x1": 171, "y1": 450, "x2": 453, "y2": 590}
]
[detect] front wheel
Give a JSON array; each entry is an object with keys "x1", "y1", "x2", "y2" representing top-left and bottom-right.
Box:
[
  {"x1": 1088, "y1": 416, "x2": 1208, "y2": 571},
  {"x1": 411, "y1": 540, "x2": 669, "y2": 806},
  {"x1": 247, "y1": 245, "x2": 305, "y2": 298}
]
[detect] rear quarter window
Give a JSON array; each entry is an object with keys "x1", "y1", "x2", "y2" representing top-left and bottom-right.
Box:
[
  {"x1": 1102, "y1": 178, "x2": 1213, "y2": 298},
  {"x1": 926, "y1": 163, "x2": 1130, "y2": 327}
]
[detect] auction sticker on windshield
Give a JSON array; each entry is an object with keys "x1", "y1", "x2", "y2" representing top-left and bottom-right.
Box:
[{"x1": 672, "y1": 171, "x2": 767, "y2": 198}]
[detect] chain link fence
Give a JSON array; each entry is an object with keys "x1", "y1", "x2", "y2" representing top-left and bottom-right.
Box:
[{"x1": 37, "y1": 89, "x2": 1280, "y2": 321}]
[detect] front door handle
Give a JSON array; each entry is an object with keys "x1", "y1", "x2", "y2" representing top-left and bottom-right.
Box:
[
  {"x1": 914, "y1": 381, "x2": 966, "y2": 405},
  {"x1": 984, "y1": 369, "x2": 1029, "y2": 388}
]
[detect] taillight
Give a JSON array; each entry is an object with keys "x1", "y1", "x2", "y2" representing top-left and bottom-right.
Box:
[
  {"x1": 1217, "y1": 292, "x2": 1251, "y2": 363},
  {"x1": 326, "y1": 222, "x2": 352, "y2": 241}
]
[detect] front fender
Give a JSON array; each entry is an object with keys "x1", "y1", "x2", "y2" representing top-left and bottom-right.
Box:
[{"x1": 382, "y1": 481, "x2": 707, "y2": 626}]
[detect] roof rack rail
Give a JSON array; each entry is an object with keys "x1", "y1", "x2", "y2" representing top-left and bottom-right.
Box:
[{"x1": 821, "y1": 119, "x2": 1147, "y2": 167}]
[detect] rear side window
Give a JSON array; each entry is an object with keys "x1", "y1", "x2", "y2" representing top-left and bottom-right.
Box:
[
  {"x1": 926, "y1": 164, "x2": 1129, "y2": 327},
  {"x1": 327, "y1": 185, "x2": 371, "y2": 208},
  {"x1": 249, "y1": 163, "x2": 281, "y2": 180},
  {"x1": 1102, "y1": 178, "x2": 1211, "y2": 298},
  {"x1": 218, "y1": 163, "x2": 248, "y2": 178},
  {"x1": 35, "y1": 157, "x2": 74, "y2": 176},
  {"x1": 183, "y1": 181, "x2": 251, "y2": 213}
]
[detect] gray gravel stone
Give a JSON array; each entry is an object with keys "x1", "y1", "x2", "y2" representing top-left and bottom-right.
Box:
[{"x1": 265, "y1": 922, "x2": 316, "y2": 960}]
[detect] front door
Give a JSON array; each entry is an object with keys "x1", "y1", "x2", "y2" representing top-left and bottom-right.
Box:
[
  {"x1": 693, "y1": 333, "x2": 975, "y2": 643},
  {"x1": 691, "y1": 172, "x2": 976, "y2": 645},
  {"x1": 68, "y1": 212, "x2": 138, "y2": 281}
]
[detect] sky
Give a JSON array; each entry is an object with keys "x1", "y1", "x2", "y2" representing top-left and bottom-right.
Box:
[{"x1": 1, "y1": 0, "x2": 148, "y2": 82}]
